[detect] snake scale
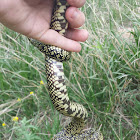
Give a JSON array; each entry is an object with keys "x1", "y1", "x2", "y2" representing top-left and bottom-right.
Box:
[{"x1": 29, "y1": 0, "x2": 103, "y2": 139}]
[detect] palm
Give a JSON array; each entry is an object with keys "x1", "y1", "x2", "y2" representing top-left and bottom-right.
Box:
[{"x1": 1, "y1": 0, "x2": 54, "y2": 38}]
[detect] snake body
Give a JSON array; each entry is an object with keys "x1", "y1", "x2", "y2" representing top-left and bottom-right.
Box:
[{"x1": 29, "y1": 0, "x2": 103, "y2": 139}]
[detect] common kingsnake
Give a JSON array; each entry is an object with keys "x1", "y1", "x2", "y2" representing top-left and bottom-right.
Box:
[{"x1": 29, "y1": 0, "x2": 103, "y2": 139}]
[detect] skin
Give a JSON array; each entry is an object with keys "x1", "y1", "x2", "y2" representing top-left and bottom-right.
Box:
[{"x1": 0, "y1": 0, "x2": 88, "y2": 52}]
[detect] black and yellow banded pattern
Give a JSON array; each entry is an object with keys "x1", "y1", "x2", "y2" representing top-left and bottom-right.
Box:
[{"x1": 29, "y1": 0, "x2": 103, "y2": 139}]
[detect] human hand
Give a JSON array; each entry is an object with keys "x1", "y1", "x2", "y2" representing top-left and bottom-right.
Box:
[{"x1": 0, "y1": 0, "x2": 88, "y2": 52}]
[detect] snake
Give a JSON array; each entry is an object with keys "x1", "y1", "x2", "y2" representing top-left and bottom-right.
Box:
[{"x1": 29, "y1": 0, "x2": 103, "y2": 139}]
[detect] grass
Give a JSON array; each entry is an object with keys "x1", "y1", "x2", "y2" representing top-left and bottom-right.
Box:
[{"x1": 0, "y1": 0, "x2": 140, "y2": 139}]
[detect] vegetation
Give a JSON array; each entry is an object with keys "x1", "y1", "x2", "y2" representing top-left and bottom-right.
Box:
[{"x1": 0, "y1": 0, "x2": 139, "y2": 139}]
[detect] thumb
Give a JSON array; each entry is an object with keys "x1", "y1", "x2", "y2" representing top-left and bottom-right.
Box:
[{"x1": 36, "y1": 29, "x2": 81, "y2": 52}]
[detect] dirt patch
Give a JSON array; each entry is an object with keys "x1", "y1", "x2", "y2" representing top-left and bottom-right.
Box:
[{"x1": 118, "y1": 27, "x2": 134, "y2": 40}]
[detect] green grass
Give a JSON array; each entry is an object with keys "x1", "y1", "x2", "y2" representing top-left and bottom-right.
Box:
[{"x1": 0, "y1": 0, "x2": 140, "y2": 139}]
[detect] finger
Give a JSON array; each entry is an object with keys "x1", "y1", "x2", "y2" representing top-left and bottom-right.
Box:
[
  {"x1": 66, "y1": 7, "x2": 85, "y2": 28},
  {"x1": 36, "y1": 29, "x2": 81, "y2": 52},
  {"x1": 67, "y1": 0, "x2": 86, "y2": 8},
  {"x1": 66, "y1": 28, "x2": 88, "y2": 42}
]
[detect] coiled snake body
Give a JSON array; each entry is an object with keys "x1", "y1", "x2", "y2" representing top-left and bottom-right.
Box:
[{"x1": 29, "y1": 0, "x2": 103, "y2": 139}]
